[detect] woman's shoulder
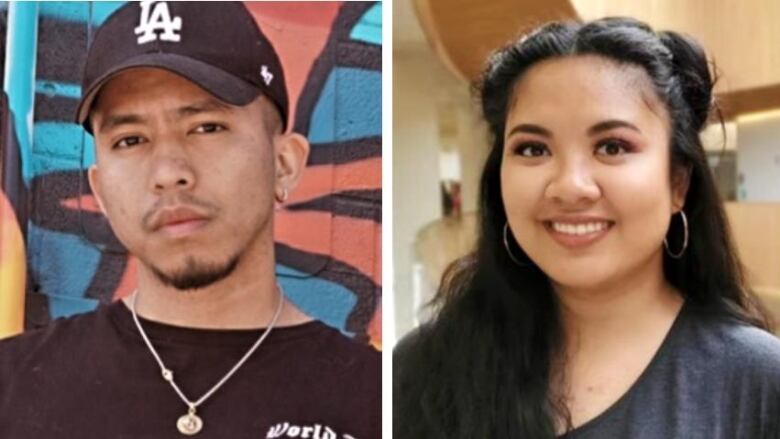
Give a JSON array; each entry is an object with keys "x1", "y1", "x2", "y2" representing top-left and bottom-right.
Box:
[{"x1": 682, "y1": 305, "x2": 780, "y2": 381}]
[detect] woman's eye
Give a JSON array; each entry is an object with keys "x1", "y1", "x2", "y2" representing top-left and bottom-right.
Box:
[
  {"x1": 193, "y1": 123, "x2": 226, "y2": 134},
  {"x1": 113, "y1": 136, "x2": 144, "y2": 150},
  {"x1": 515, "y1": 142, "x2": 550, "y2": 157},
  {"x1": 596, "y1": 139, "x2": 629, "y2": 156}
]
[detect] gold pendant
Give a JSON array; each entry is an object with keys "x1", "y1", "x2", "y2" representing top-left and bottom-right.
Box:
[{"x1": 176, "y1": 409, "x2": 203, "y2": 436}]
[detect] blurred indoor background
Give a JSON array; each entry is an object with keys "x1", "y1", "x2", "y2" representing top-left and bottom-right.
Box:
[{"x1": 393, "y1": 0, "x2": 780, "y2": 344}]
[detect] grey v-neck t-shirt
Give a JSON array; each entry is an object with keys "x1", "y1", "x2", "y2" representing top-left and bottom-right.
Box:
[{"x1": 560, "y1": 302, "x2": 780, "y2": 439}]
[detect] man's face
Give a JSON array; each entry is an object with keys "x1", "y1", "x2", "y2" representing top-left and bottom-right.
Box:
[{"x1": 88, "y1": 68, "x2": 280, "y2": 290}]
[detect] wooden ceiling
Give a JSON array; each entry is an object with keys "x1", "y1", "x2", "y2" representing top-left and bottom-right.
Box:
[{"x1": 412, "y1": 0, "x2": 780, "y2": 118}]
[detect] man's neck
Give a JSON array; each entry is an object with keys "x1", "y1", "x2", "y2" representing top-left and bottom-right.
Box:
[{"x1": 124, "y1": 247, "x2": 311, "y2": 330}]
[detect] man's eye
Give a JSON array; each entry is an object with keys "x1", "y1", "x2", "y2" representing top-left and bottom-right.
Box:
[
  {"x1": 515, "y1": 142, "x2": 550, "y2": 157},
  {"x1": 113, "y1": 136, "x2": 144, "y2": 150},
  {"x1": 193, "y1": 123, "x2": 226, "y2": 134},
  {"x1": 595, "y1": 139, "x2": 630, "y2": 156}
]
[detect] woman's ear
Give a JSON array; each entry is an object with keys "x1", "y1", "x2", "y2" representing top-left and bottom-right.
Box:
[
  {"x1": 671, "y1": 164, "x2": 692, "y2": 212},
  {"x1": 273, "y1": 132, "x2": 310, "y2": 203}
]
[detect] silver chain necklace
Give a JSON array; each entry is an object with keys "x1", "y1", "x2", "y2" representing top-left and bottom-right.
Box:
[{"x1": 130, "y1": 286, "x2": 284, "y2": 436}]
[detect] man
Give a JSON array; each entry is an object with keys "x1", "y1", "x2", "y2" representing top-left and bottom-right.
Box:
[{"x1": 0, "y1": 2, "x2": 380, "y2": 438}]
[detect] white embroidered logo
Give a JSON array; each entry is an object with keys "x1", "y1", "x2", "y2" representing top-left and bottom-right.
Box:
[
  {"x1": 134, "y1": 0, "x2": 182, "y2": 45},
  {"x1": 261, "y1": 65, "x2": 274, "y2": 86},
  {"x1": 266, "y1": 422, "x2": 356, "y2": 439}
]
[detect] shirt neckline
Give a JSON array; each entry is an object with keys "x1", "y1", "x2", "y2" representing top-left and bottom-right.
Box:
[
  {"x1": 558, "y1": 299, "x2": 690, "y2": 438},
  {"x1": 105, "y1": 299, "x2": 330, "y2": 347}
]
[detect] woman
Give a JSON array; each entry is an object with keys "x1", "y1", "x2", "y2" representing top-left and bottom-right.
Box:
[{"x1": 394, "y1": 17, "x2": 780, "y2": 439}]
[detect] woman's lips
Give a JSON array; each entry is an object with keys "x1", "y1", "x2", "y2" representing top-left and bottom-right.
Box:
[{"x1": 543, "y1": 220, "x2": 615, "y2": 249}]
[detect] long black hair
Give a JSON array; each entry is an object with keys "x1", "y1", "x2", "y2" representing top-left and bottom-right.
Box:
[{"x1": 394, "y1": 17, "x2": 772, "y2": 438}]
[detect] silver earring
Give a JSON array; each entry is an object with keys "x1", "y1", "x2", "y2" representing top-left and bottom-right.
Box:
[
  {"x1": 664, "y1": 210, "x2": 688, "y2": 259},
  {"x1": 503, "y1": 222, "x2": 529, "y2": 266}
]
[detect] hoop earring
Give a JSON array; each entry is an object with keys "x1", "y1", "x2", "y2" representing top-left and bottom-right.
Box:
[
  {"x1": 663, "y1": 210, "x2": 688, "y2": 259},
  {"x1": 503, "y1": 222, "x2": 529, "y2": 266}
]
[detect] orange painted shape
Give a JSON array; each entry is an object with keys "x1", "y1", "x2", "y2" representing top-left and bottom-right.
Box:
[
  {"x1": 274, "y1": 210, "x2": 333, "y2": 256},
  {"x1": 368, "y1": 302, "x2": 382, "y2": 350},
  {"x1": 275, "y1": 211, "x2": 380, "y2": 285},
  {"x1": 334, "y1": 157, "x2": 381, "y2": 193},
  {"x1": 292, "y1": 164, "x2": 334, "y2": 203},
  {"x1": 0, "y1": 190, "x2": 26, "y2": 338},
  {"x1": 332, "y1": 215, "x2": 380, "y2": 285},
  {"x1": 61, "y1": 195, "x2": 102, "y2": 214},
  {"x1": 291, "y1": 158, "x2": 382, "y2": 204}
]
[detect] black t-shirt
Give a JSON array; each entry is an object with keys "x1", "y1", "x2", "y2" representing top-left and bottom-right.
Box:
[
  {"x1": 395, "y1": 302, "x2": 780, "y2": 438},
  {"x1": 0, "y1": 301, "x2": 380, "y2": 439}
]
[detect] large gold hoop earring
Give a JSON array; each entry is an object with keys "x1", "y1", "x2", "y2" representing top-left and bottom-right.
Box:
[{"x1": 663, "y1": 210, "x2": 689, "y2": 259}]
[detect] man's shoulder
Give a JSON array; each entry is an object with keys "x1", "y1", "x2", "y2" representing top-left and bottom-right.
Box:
[
  {"x1": 0, "y1": 306, "x2": 107, "y2": 368},
  {"x1": 304, "y1": 321, "x2": 380, "y2": 371}
]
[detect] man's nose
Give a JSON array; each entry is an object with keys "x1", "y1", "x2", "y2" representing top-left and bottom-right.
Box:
[{"x1": 148, "y1": 139, "x2": 196, "y2": 193}]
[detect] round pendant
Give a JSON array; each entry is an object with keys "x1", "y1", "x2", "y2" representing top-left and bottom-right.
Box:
[{"x1": 177, "y1": 412, "x2": 203, "y2": 435}]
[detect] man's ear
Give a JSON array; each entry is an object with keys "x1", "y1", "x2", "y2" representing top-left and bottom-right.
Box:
[
  {"x1": 87, "y1": 164, "x2": 108, "y2": 216},
  {"x1": 273, "y1": 132, "x2": 310, "y2": 203},
  {"x1": 671, "y1": 164, "x2": 692, "y2": 212}
]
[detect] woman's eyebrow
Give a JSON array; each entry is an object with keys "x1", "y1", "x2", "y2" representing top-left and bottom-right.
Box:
[
  {"x1": 506, "y1": 119, "x2": 642, "y2": 139},
  {"x1": 587, "y1": 119, "x2": 642, "y2": 136},
  {"x1": 506, "y1": 123, "x2": 552, "y2": 138}
]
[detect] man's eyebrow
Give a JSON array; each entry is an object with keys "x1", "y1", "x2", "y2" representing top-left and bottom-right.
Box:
[
  {"x1": 97, "y1": 113, "x2": 147, "y2": 135},
  {"x1": 587, "y1": 119, "x2": 642, "y2": 136},
  {"x1": 176, "y1": 98, "x2": 233, "y2": 117}
]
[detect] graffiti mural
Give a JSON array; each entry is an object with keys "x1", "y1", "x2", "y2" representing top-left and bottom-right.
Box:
[{"x1": 0, "y1": 1, "x2": 382, "y2": 347}]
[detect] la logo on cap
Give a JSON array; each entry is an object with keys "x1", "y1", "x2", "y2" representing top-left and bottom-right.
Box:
[{"x1": 134, "y1": 0, "x2": 182, "y2": 45}]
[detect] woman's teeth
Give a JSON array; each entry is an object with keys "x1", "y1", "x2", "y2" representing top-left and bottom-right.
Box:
[{"x1": 551, "y1": 221, "x2": 611, "y2": 235}]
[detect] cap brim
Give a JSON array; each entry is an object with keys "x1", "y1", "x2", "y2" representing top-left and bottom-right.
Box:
[{"x1": 76, "y1": 53, "x2": 262, "y2": 133}]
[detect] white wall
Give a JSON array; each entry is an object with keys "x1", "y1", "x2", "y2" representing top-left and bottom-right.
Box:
[
  {"x1": 736, "y1": 112, "x2": 780, "y2": 201},
  {"x1": 393, "y1": 44, "x2": 489, "y2": 341}
]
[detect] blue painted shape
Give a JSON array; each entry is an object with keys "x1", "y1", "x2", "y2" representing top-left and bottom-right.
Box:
[
  {"x1": 30, "y1": 154, "x2": 81, "y2": 177},
  {"x1": 82, "y1": 134, "x2": 96, "y2": 168},
  {"x1": 37, "y1": 1, "x2": 125, "y2": 25},
  {"x1": 4, "y1": 1, "x2": 39, "y2": 184},
  {"x1": 36, "y1": 80, "x2": 81, "y2": 99},
  {"x1": 350, "y1": 3, "x2": 381, "y2": 45},
  {"x1": 33, "y1": 121, "x2": 84, "y2": 160},
  {"x1": 48, "y1": 294, "x2": 99, "y2": 319},
  {"x1": 39, "y1": 2, "x2": 88, "y2": 24},
  {"x1": 27, "y1": 224, "x2": 102, "y2": 318},
  {"x1": 30, "y1": 122, "x2": 94, "y2": 176},
  {"x1": 277, "y1": 264, "x2": 357, "y2": 335},
  {"x1": 308, "y1": 68, "x2": 381, "y2": 143},
  {"x1": 307, "y1": 73, "x2": 336, "y2": 143},
  {"x1": 90, "y1": 1, "x2": 126, "y2": 25}
]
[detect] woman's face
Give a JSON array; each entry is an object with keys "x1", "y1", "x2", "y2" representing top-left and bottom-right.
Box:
[{"x1": 501, "y1": 55, "x2": 688, "y2": 294}]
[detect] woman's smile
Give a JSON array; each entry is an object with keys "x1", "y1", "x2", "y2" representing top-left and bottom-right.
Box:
[{"x1": 543, "y1": 218, "x2": 616, "y2": 249}]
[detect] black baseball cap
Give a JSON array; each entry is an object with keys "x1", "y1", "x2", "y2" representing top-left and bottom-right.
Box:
[{"x1": 76, "y1": 1, "x2": 288, "y2": 133}]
